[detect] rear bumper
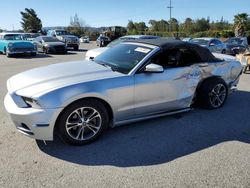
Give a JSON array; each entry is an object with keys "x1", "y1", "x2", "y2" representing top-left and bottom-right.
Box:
[{"x1": 4, "y1": 94, "x2": 62, "y2": 141}]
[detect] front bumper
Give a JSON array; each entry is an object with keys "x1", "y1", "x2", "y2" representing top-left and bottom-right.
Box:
[
  {"x1": 4, "y1": 94, "x2": 62, "y2": 141},
  {"x1": 7, "y1": 49, "x2": 37, "y2": 55},
  {"x1": 66, "y1": 43, "x2": 79, "y2": 48}
]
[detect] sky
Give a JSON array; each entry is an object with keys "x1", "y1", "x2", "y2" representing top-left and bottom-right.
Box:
[{"x1": 0, "y1": 0, "x2": 249, "y2": 30}]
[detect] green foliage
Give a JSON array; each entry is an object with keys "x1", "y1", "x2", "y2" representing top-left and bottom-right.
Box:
[
  {"x1": 127, "y1": 20, "x2": 147, "y2": 33},
  {"x1": 20, "y1": 8, "x2": 42, "y2": 32},
  {"x1": 234, "y1": 13, "x2": 249, "y2": 37}
]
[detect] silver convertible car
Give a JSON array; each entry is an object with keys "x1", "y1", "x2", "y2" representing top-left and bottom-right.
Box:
[{"x1": 4, "y1": 39, "x2": 242, "y2": 145}]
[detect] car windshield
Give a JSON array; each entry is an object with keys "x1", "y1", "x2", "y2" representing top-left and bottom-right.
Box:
[
  {"x1": 4, "y1": 34, "x2": 23, "y2": 40},
  {"x1": 94, "y1": 43, "x2": 153, "y2": 74},
  {"x1": 225, "y1": 38, "x2": 244, "y2": 45},
  {"x1": 107, "y1": 37, "x2": 137, "y2": 47},
  {"x1": 56, "y1": 30, "x2": 69, "y2": 36},
  {"x1": 42, "y1": 37, "x2": 60, "y2": 42},
  {"x1": 23, "y1": 33, "x2": 40, "y2": 39},
  {"x1": 190, "y1": 39, "x2": 209, "y2": 46}
]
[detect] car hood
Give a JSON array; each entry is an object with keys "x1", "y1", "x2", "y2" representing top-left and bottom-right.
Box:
[
  {"x1": 44, "y1": 41, "x2": 65, "y2": 46},
  {"x1": 86, "y1": 47, "x2": 109, "y2": 58},
  {"x1": 7, "y1": 60, "x2": 123, "y2": 97}
]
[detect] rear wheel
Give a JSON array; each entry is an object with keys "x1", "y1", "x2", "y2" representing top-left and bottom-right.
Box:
[
  {"x1": 197, "y1": 78, "x2": 228, "y2": 109},
  {"x1": 57, "y1": 99, "x2": 109, "y2": 145},
  {"x1": 243, "y1": 66, "x2": 247, "y2": 73}
]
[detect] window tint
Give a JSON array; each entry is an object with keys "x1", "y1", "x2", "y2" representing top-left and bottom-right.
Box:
[
  {"x1": 150, "y1": 48, "x2": 201, "y2": 68},
  {"x1": 94, "y1": 43, "x2": 153, "y2": 74}
]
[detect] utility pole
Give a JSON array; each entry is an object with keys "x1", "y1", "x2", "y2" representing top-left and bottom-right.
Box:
[{"x1": 167, "y1": 0, "x2": 173, "y2": 32}]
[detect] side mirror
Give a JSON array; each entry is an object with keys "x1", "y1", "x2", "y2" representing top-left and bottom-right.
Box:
[{"x1": 144, "y1": 63, "x2": 164, "y2": 73}]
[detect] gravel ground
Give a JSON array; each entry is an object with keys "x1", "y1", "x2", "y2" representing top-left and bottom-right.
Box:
[{"x1": 0, "y1": 43, "x2": 250, "y2": 188}]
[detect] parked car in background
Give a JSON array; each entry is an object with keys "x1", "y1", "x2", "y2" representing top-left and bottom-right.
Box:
[
  {"x1": 0, "y1": 33, "x2": 37, "y2": 57},
  {"x1": 182, "y1": 37, "x2": 192, "y2": 42},
  {"x1": 22, "y1": 33, "x2": 41, "y2": 41},
  {"x1": 34, "y1": 36, "x2": 67, "y2": 54},
  {"x1": 190, "y1": 38, "x2": 226, "y2": 54},
  {"x1": 86, "y1": 35, "x2": 160, "y2": 60},
  {"x1": 96, "y1": 36, "x2": 111, "y2": 47},
  {"x1": 80, "y1": 36, "x2": 90, "y2": 43},
  {"x1": 4, "y1": 39, "x2": 242, "y2": 145},
  {"x1": 224, "y1": 37, "x2": 249, "y2": 56},
  {"x1": 47, "y1": 29, "x2": 79, "y2": 51}
]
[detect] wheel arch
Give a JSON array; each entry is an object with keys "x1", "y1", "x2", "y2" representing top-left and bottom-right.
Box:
[
  {"x1": 53, "y1": 97, "x2": 114, "y2": 138},
  {"x1": 193, "y1": 76, "x2": 226, "y2": 103}
]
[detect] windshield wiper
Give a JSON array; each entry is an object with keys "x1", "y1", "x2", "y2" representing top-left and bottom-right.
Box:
[{"x1": 98, "y1": 62, "x2": 117, "y2": 72}]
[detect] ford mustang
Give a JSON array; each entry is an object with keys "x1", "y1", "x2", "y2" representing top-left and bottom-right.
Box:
[{"x1": 4, "y1": 39, "x2": 242, "y2": 145}]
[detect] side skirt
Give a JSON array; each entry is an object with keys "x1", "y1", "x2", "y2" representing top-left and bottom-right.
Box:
[{"x1": 114, "y1": 108, "x2": 191, "y2": 127}]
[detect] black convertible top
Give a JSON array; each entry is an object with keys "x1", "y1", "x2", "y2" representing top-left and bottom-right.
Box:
[{"x1": 127, "y1": 39, "x2": 221, "y2": 62}]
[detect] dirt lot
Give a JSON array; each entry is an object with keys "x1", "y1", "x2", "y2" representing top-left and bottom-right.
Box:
[{"x1": 0, "y1": 42, "x2": 250, "y2": 188}]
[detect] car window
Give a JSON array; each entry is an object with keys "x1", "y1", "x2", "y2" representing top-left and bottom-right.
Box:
[
  {"x1": 212, "y1": 40, "x2": 221, "y2": 45},
  {"x1": 150, "y1": 48, "x2": 201, "y2": 68},
  {"x1": 3, "y1": 34, "x2": 23, "y2": 40},
  {"x1": 190, "y1": 39, "x2": 209, "y2": 46},
  {"x1": 94, "y1": 43, "x2": 153, "y2": 74}
]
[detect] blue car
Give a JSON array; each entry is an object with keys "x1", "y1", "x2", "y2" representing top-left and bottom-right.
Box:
[{"x1": 0, "y1": 33, "x2": 37, "y2": 57}]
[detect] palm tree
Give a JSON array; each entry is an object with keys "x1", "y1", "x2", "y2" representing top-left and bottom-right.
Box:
[{"x1": 234, "y1": 13, "x2": 248, "y2": 37}]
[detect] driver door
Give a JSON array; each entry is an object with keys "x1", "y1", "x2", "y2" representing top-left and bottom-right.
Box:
[{"x1": 133, "y1": 49, "x2": 200, "y2": 116}]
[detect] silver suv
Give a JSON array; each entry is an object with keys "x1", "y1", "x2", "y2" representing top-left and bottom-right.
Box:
[{"x1": 47, "y1": 29, "x2": 79, "y2": 51}]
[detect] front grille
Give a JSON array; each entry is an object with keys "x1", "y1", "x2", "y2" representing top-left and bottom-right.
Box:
[
  {"x1": 13, "y1": 47, "x2": 33, "y2": 52},
  {"x1": 54, "y1": 46, "x2": 65, "y2": 51}
]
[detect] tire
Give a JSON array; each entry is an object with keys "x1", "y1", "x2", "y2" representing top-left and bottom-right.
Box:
[
  {"x1": 6, "y1": 52, "x2": 11, "y2": 57},
  {"x1": 197, "y1": 78, "x2": 228, "y2": 109},
  {"x1": 73, "y1": 46, "x2": 79, "y2": 51},
  {"x1": 243, "y1": 66, "x2": 247, "y2": 73},
  {"x1": 31, "y1": 53, "x2": 37, "y2": 57},
  {"x1": 57, "y1": 99, "x2": 109, "y2": 145},
  {"x1": 43, "y1": 47, "x2": 48, "y2": 54}
]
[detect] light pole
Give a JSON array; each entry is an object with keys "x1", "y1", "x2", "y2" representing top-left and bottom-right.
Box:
[{"x1": 167, "y1": 0, "x2": 173, "y2": 32}]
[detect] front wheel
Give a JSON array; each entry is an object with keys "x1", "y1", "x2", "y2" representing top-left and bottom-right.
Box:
[
  {"x1": 57, "y1": 99, "x2": 109, "y2": 145},
  {"x1": 198, "y1": 78, "x2": 228, "y2": 109},
  {"x1": 73, "y1": 46, "x2": 79, "y2": 51}
]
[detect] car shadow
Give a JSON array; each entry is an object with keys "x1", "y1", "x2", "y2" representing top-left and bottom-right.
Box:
[
  {"x1": 77, "y1": 49, "x2": 88, "y2": 52},
  {"x1": 37, "y1": 90, "x2": 250, "y2": 167},
  {"x1": 10, "y1": 53, "x2": 52, "y2": 59}
]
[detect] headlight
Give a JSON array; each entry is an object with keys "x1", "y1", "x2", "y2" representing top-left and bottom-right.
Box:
[
  {"x1": 22, "y1": 96, "x2": 41, "y2": 108},
  {"x1": 8, "y1": 43, "x2": 13, "y2": 47}
]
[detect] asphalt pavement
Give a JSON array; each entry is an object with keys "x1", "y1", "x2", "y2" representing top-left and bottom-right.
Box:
[{"x1": 0, "y1": 42, "x2": 250, "y2": 188}]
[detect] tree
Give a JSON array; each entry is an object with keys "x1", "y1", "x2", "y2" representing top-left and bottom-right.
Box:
[
  {"x1": 169, "y1": 18, "x2": 179, "y2": 32},
  {"x1": 194, "y1": 18, "x2": 210, "y2": 32},
  {"x1": 127, "y1": 20, "x2": 136, "y2": 31},
  {"x1": 20, "y1": 8, "x2": 42, "y2": 32},
  {"x1": 68, "y1": 13, "x2": 88, "y2": 37},
  {"x1": 234, "y1": 13, "x2": 248, "y2": 37},
  {"x1": 134, "y1": 22, "x2": 147, "y2": 32},
  {"x1": 182, "y1": 18, "x2": 194, "y2": 33}
]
